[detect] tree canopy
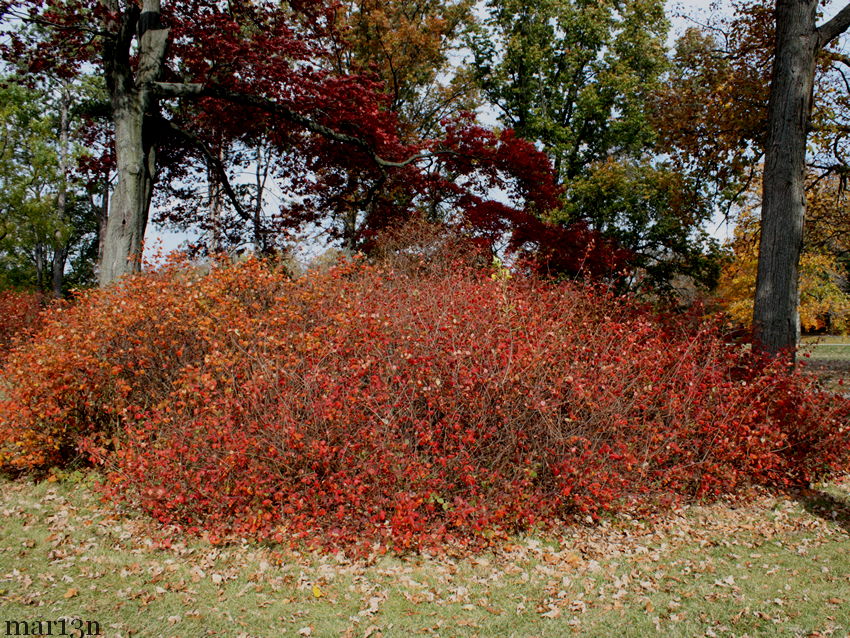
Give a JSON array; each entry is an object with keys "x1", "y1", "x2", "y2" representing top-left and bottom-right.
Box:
[{"x1": 2, "y1": 0, "x2": 847, "y2": 348}]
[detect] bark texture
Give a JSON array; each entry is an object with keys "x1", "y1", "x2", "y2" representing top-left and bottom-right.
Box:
[
  {"x1": 98, "y1": 0, "x2": 168, "y2": 286},
  {"x1": 754, "y1": 0, "x2": 850, "y2": 359}
]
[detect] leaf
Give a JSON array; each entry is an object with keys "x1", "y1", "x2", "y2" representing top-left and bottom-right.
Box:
[
  {"x1": 63, "y1": 587, "x2": 79, "y2": 599},
  {"x1": 540, "y1": 606, "x2": 561, "y2": 619}
]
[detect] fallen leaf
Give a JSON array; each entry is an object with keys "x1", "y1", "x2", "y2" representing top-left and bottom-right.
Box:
[{"x1": 540, "y1": 606, "x2": 561, "y2": 619}]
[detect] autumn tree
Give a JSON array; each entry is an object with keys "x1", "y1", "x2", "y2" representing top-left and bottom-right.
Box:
[
  {"x1": 467, "y1": 0, "x2": 721, "y2": 291},
  {"x1": 753, "y1": 0, "x2": 850, "y2": 356},
  {"x1": 657, "y1": 2, "x2": 850, "y2": 354},
  {"x1": 653, "y1": 14, "x2": 772, "y2": 222},
  {"x1": 329, "y1": 0, "x2": 478, "y2": 139},
  {"x1": 2, "y1": 0, "x2": 614, "y2": 284},
  {"x1": 717, "y1": 188, "x2": 850, "y2": 334}
]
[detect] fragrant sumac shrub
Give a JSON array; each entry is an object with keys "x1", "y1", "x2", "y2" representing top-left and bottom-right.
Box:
[
  {"x1": 1, "y1": 257, "x2": 848, "y2": 551},
  {"x1": 0, "y1": 289, "x2": 45, "y2": 362},
  {"x1": 0, "y1": 256, "x2": 290, "y2": 472}
]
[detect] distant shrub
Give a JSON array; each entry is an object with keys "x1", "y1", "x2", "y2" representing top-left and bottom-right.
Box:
[{"x1": 1, "y1": 256, "x2": 847, "y2": 552}]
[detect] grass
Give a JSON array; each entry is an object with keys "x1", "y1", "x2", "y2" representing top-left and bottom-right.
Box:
[
  {"x1": 798, "y1": 336, "x2": 850, "y2": 394},
  {"x1": 1, "y1": 472, "x2": 849, "y2": 637},
  {"x1": 800, "y1": 335, "x2": 850, "y2": 361}
]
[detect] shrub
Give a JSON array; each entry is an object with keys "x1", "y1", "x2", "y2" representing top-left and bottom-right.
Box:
[
  {"x1": 0, "y1": 289, "x2": 46, "y2": 362},
  {"x1": 1, "y1": 256, "x2": 847, "y2": 552},
  {"x1": 0, "y1": 256, "x2": 290, "y2": 471}
]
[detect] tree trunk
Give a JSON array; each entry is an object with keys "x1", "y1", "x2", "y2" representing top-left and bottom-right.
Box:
[
  {"x1": 207, "y1": 144, "x2": 224, "y2": 253},
  {"x1": 753, "y1": 0, "x2": 850, "y2": 359},
  {"x1": 52, "y1": 83, "x2": 71, "y2": 297},
  {"x1": 753, "y1": 0, "x2": 819, "y2": 359},
  {"x1": 98, "y1": 0, "x2": 168, "y2": 286},
  {"x1": 97, "y1": 178, "x2": 110, "y2": 265},
  {"x1": 51, "y1": 241, "x2": 67, "y2": 297},
  {"x1": 99, "y1": 101, "x2": 154, "y2": 283}
]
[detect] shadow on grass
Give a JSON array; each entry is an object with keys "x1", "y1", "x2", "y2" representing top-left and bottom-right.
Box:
[{"x1": 794, "y1": 487, "x2": 850, "y2": 534}]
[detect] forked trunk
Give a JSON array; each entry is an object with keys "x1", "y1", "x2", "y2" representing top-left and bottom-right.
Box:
[{"x1": 97, "y1": 0, "x2": 168, "y2": 286}]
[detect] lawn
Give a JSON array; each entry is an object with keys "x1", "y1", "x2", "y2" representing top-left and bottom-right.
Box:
[
  {"x1": 799, "y1": 336, "x2": 850, "y2": 394},
  {"x1": 800, "y1": 336, "x2": 850, "y2": 361},
  {"x1": 1, "y1": 472, "x2": 849, "y2": 637}
]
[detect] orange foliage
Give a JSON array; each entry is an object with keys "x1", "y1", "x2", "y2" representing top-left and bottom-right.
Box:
[
  {"x1": 0, "y1": 289, "x2": 45, "y2": 362},
  {"x1": 1, "y1": 256, "x2": 847, "y2": 552}
]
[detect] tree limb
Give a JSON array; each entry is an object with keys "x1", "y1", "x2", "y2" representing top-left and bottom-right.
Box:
[
  {"x1": 817, "y1": 2, "x2": 850, "y2": 48},
  {"x1": 824, "y1": 50, "x2": 850, "y2": 70},
  {"x1": 151, "y1": 82, "x2": 431, "y2": 168},
  {"x1": 158, "y1": 117, "x2": 253, "y2": 224}
]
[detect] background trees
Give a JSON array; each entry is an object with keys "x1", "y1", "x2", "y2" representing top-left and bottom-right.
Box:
[
  {"x1": 0, "y1": 80, "x2": 100, "y2": 294},
  {"x1": 5, "y1": 0, "x2": 595, "y2": 283},
  {"x1": 2, "y1": 0, "x2": 849, "y2": 356},
  {"x1": 468, "y1": 0, "x2": 723, "y2": 292},
  {"x1": 655, "y1": 1, "x2": 850, "y2": 352},
  {"x1": 717, "y1": 194, "x2": 850, "y2": 334}
]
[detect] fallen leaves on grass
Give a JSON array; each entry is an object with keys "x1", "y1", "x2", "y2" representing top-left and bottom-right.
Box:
[{"x1": 0, "y1": 476, "x2": 848, "y2": 637}]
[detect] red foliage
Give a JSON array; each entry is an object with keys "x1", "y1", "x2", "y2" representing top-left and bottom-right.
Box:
[
  {"x1": 1, "y1": 258, "x2": 847, "y2": 553},
  {"x1": 5, "y1": 0, "x2": 626, "y2": 275},
  {"x1": 0, "y1": 290, "x2": 46, "y2": 363}
]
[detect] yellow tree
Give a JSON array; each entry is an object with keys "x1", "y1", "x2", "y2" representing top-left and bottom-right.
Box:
[
  {"x1": 717, "y1": 186, "x2": 850, "y2": 334},
  {"x1": 328, "y1": 0, "x2": 478, "y2": 140}
]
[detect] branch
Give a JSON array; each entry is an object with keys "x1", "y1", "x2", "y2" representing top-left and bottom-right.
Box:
[
  {"x1": 151, "y1": 82, "x2": 431, "y2": 169},
  {"x1": 818, "y1": 2, "x2": 850, "y2": 48},
  {"x1": 158, "y1": 118, "x2": 253, "y2": 224},
  {"x1": 824, "y1": 50, "x2": 850, "y2": 70},
  {"x1": 3, "y1": 6, "x2": 107, "y2": 36},
  {"x1": 810, "y1": 123, "x2": 850, "y2": 134}
]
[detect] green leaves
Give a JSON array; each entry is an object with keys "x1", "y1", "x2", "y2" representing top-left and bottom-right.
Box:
[
  {"x1": 469, "y1": 0, "x2": 668, "y2": 182},
  {"x1": 0, "y1": 78, "x2": 101, "y2": 292},
  {"x1": 467, "y1": 0, "x2": 722, "y2": 292}
]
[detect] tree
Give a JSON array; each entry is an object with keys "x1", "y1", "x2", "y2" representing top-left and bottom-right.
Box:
[
  {"x1": 717, "y1": 195, "x2": 850, "y2": 334},
  {"x1": 329, "y1": 0, "x2": 478, "y2": 140},
  {"x1": 652, "y1": 16, "x2": 772, "y2": 222},
  {"x1": 753, "y1": 0, "x2": 850, "y2": 356},
  {"x1": 469, "y1": 0, "x2": 668, "y2": 183},
  {"x1": 0, "y1": 79, "x2": 99, "y2": 293},
  {"x1": 466, "y1": 0, "x2": 721, "y2": 291},
  {"x1": 656, "y1": 3, "x2": 850, "y2": 353},
  {"x1": 3, "y1": 0, "x2": 613, "y2": 284}
]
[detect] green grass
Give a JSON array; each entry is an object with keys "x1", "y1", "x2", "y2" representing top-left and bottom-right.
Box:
[
  {"x1": 1, "y1": 473, "x2": 849, "y2": 637},
  {"x1": 800, "y1": 336, "x2": 850, "y2": 361}
]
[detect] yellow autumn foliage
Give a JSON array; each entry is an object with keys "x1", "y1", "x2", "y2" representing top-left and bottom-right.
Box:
[{"x1": 716, "y1": 208, "x2": 850, "y2": 334}]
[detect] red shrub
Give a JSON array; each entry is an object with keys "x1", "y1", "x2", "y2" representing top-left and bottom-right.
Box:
[
  {"x1": 0, "y1": 256, "x2": 290, "y2": 471},
  {"x1": 1, "y1": 257, "x2": 848, "y2": 552},
  {"x1": 0, "y1": 289, "x2": 46, "y2": 362}
]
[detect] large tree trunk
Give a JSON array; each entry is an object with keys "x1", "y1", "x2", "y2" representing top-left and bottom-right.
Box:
[
  {"x1": 99, "y1": 101, "x2": 155, "y2": 283},
  {"x1": 753, "y1": 0, "x2": 819, "y2": 359},
  {"x1": 98, "y1": 0, "x2": 168, "y2": 286},
  {"x1": 753, "y1": 0, "x2": 850, "y2": 359}
]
